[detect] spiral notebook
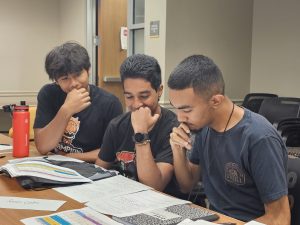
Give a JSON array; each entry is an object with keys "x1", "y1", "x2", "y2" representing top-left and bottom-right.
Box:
[{"x1": 112, "y1": 204, "x2": 219, "y2": 225}]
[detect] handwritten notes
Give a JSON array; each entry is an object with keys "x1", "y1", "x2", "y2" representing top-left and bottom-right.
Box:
[{"x1": 0, "y1": 196, "x2": 65, "y2": 211}]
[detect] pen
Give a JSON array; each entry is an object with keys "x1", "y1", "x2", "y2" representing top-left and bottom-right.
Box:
[
  {"x1": 0, "y1": 155, "x2": 6, "y2": 158},
  {"x1": 0, "y1": 144, "x2": 11, "y2": 146}
]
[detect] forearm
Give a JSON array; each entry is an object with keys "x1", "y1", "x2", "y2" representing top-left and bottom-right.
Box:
[
  {"x1": 95, "y1": 156, "x2": 112, "y2": 169},
  {"x1": 66, "y1": 149, "x2": 100, "y2": 163},
  {"x1": 135, "y1": 144, "x2": 172, "y2": 191},
  {"x1": 255, "y1": 195, "x2": 290, "y2": 225},
  {"x1": 173, "y1": 147, "x2": 197, "y2": 193},
  {"x1": 34, "y1": 106, "x2": 72, "y2": 154},
  {"x1": 255, "y1": 213, "x2": 290, "y2": 225}
]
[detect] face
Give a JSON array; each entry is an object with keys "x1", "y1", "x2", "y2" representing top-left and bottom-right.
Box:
[
  {"x1": 169, "y1": 87, "x2": 213, "y2": 131},
  {"x1": 123, "y1": 78, "x2": 162, "y2": 114},
  {"x1": 55, "y1": 69, "x2": 89, "y2": 93}
]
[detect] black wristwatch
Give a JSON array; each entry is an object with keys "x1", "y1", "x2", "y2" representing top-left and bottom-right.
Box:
[{"x1": 132, "y1": 132, "x2": 150, "y2": 145}]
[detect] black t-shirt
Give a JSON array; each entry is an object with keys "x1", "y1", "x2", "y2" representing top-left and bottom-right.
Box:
[
  {"x1": 99, "y1": 107, "x2": 186, "y2": 198},
  {"x1": 34, "y1": 83, "x2": 123, "y2": 153}
]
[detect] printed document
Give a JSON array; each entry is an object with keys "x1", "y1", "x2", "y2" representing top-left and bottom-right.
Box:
[
  {"x1": 8, "y1": 155, "x2": 83, "y2": 164},
  {"x1": 0, "y1": 161, "x2": 91, "y2": 183},
  {"x1": 0, "y1": 196, "x2": 65, "y2": 211},
  {"x1": 245, "y1": 221, "x2": 266, "y2": 225},
  {"x1": 177, "y1": 219, "x2": 215, "y2": 225},
  {"x1": 55, "y1": 175, "x2": 152, "y2": 203},
  {"x1": 0, "y1": 144, "x2": 12, "y2": 152},
  {"x1": 21, "y1": 207, "x2": 122, "y2": 225},
  {"x1": 86, "y1": 189, "x2": 190, "y2": 217}
]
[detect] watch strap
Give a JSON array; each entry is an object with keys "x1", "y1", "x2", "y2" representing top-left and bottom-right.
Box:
[{"x1": 135, "y1": 139, "x2": 151, "y2": 146}]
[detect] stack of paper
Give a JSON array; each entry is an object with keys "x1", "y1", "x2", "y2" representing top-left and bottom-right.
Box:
[
  {"x1": 86, "y1": 189, "x2": 190, "y2": 217},
  {"x1": 54, "y1": 175, "x2": 152, "y2": 203}
]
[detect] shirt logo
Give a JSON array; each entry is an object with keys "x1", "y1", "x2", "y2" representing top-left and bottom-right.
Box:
[
  {"x1": 225, "y1": 162, "x2": 245, "y2": 185},
  {"x1": 116, "y1": 151, "x2": 137, "y2": 180},
  {"x1": 55, "y1": 117, "x2": 83, "y2": 153}
]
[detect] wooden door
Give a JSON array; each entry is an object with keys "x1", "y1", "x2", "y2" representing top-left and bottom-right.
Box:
[{"x1": 97, "y1": 0, "x2": 127, "y2": 109}]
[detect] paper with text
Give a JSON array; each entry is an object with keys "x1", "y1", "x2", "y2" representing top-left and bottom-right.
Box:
[
  {"x1": 8, "y1": 155, "x2": 83, "y2": 164},
  {"x1": 0, "y1": 144, "x2": 12, "y2": 152},
  {"x1": 0, "y1": 196, "x2": 65, "y2": 211},
  {"x1": 86, "y1": 189, "x2": 190, "y2": 217},
  {"x1": 177, "y1": 219, "x2": 215, "y2": 225},
  {"x1": 55, "y1": 175, "x2": 152, "y2": 203},
  {"x1": 21, "y1": 207, "x2": 122, "y2": 225},
  {"x1": 245, "y1": 221, "x2": 266, "y2": 225},
  {"x1": 0, "y1": 161, "x2": 91, "y2": 183}
]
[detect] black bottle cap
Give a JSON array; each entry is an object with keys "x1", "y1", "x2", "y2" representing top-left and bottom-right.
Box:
[{"x1": 20, "y1": 101, "x2": 26, "y2": 106}]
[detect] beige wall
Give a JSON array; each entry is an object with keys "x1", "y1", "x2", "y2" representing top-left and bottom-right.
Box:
[
  {"x1": 144, "y1": 0, "x2": 167, "y2": 100},
  {"x1": 0, "y1": 0, "x2": 60, "y2": 105},
  {"x1": 145, "y1": 0, "x2": 253, "y2": 105},
  {"x1": 59, "y1": 0, "x2": 86, "y2": 45},
  {"x1": 250, "y1": 0, "x2": 300, "y2": 97},
  {"x1": 0, "y1": 0, "x2": 86, "y2": 106}
]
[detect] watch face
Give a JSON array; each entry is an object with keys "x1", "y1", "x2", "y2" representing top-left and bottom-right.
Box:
[{"x1": 134, "y1": 133, "x2": 145, "y2": 142}]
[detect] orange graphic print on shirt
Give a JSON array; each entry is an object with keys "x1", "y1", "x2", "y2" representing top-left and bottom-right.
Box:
[
  {"x1": 55, "y1": 117, "x2": 83, "y2": 153},
  {"x1": 63, "y1": 117, "x2": 80, "y2": 144}
]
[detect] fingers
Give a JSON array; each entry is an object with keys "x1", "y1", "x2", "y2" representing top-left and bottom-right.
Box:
[
  {"x1": 178, "y1": 123, "x2": 190, "y2": 135},
  {"x1": 131, "y1": 107, "x2": 159, "y2": 133},
  {"x1": 64, "y1": 88, "x2": 91, "y2": 114},
  {"x1": 170, "y1": 123, "x2": 192, "y2": 150}
]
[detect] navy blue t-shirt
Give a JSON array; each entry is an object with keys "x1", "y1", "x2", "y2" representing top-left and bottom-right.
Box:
[{"x1": 189, "y1": 108, "x2": 288, "y2": 221}]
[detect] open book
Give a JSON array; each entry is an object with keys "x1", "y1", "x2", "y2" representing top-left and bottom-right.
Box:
[{"x1": 0, "y1": 156, "x2": 117, "y2": 189}]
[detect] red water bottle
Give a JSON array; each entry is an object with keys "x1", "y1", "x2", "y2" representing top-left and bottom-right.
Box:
[{"x1": 12, "y1": 101, "x2": 30, "y2": 157}]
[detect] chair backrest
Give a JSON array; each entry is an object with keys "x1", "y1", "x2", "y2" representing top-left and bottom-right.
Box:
[
  {"x1": 258, "y1": 97, "x2": 300, "y2": 124},
  {"x1": 288, "y1": 157, "x2": 300, "y2": 225},
  {"x1": 241, "y1": 93, "x2": 278, "y2": 113},
  {"x1": 277, "y1": 118, "x2": 300, "y2": 130},
  {"x1": 281, "y1": 126, "x2": 300, "y2": 147}
]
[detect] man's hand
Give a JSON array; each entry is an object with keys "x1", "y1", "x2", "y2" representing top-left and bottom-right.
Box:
[
  {"x1": 131, "y1": 107, "x2": 159, "y2": 133},
  {"x1": 170, "y1": 123, "x2": 193, "y2": 151},
  {"x1": 63, "y1": 88, "x2": 91, "y2": 115}
]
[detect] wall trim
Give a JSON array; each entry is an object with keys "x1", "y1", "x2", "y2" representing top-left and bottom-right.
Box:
[
  {"x1": 0, "y1": 91, "x2": 38, "y2": 106},
  {"x1": 0, "y1": 91, "x2": 38, "y2": 97}
]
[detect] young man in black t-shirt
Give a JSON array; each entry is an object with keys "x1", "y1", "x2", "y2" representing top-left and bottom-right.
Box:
[
  {"x1": 34, "y1": 42, "x2": 123, "y2": 163},
  {"x1": 96, "y1": 54, "x2": 184, "y2": 198}
]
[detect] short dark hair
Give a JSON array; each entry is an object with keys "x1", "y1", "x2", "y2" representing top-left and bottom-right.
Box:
[
  {"x1": 120, "y1": 54, "x2": 161, "y2": 91},
  {"x1": 168, "y1": 55, "x2": 225, "y2": 99},
  {"x1": 45, "y1": 42, "x2": 91, "y2": 80}
]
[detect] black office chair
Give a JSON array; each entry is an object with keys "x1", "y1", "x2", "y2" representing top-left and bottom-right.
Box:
[
  {"x1": 288, "y1": 157, "x2": 300, "y2": 225},
  {"x1": 241, "y1": 93, "x2": 278, "y2": 113},
  {"x1": 281, "y1": 126, "x2": 300, "y2": 147},
  {"x1": 277, "y1": 118, "x2": 300, "y2": 130},
  {"x1": 258, "y1": 97, "x2": 300, "y2": 125}
]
